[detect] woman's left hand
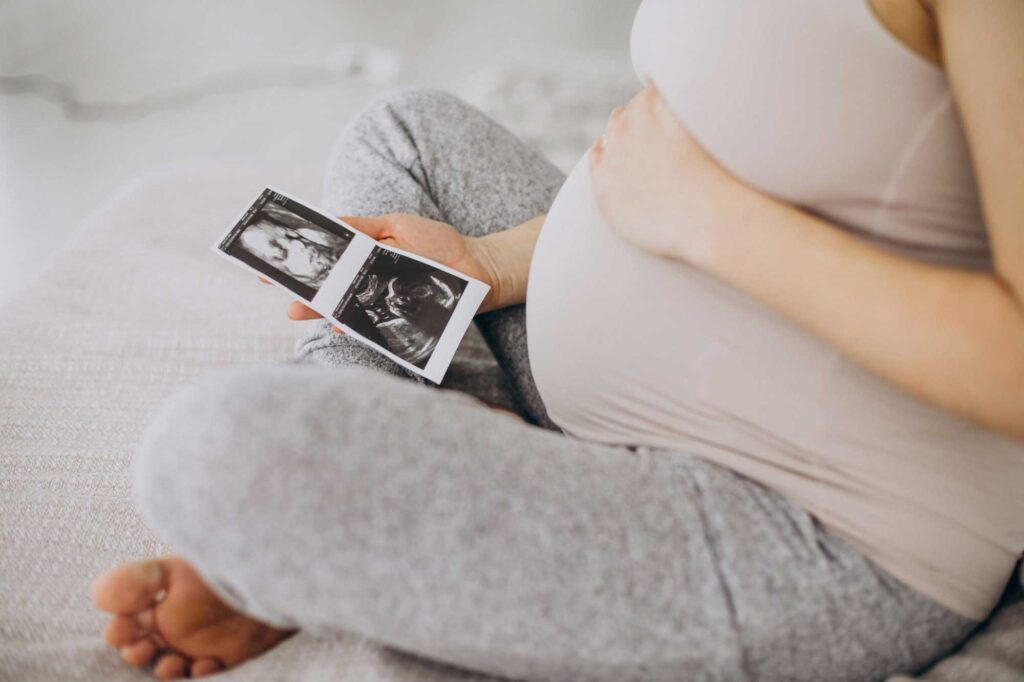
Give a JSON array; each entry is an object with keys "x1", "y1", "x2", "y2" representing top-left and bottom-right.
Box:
[{"x1": 589, "y1": 83, "x2": 750, "y2": 265}]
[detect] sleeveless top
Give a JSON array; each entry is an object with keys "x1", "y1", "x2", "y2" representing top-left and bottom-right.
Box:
[{"x1": 526, "y1": 0, "x2": 1024, "y2": 620}]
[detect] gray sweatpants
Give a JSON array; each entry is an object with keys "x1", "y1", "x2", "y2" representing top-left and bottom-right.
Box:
[{"x1": 133, "y1": 89, "x2": 977, "y2": 682}]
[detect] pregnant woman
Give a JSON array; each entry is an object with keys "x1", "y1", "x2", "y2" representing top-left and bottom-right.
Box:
[{"x1": 91, "y1": 1, "x2": 1023, "y2": 680}]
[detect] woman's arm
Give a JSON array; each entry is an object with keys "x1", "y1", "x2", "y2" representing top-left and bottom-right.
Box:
[
  {"x1": 591, "y1": 2, "x2": 1024, "y2": 439},
  {"x1": 469, "y1": 214, "x2": 546, "y2": 311},
  {"x1": 704, "y1": 172, "x2": 1024, "y2": 440},
  {"x1": 934, "y1": 0, "x2": 1024, "y2": 298}
]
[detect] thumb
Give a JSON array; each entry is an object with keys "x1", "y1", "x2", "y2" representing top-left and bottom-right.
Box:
[{"x1": 341, "y1": 214, "x2": 395, "y2": 240}]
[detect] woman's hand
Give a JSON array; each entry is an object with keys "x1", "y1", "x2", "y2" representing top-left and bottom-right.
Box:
[
  {"x1": 266, "y1": 214, "x2": 498, "y2": 331},
  {"x1": 589, "y1": 83, "x2": 752, "y2": 266}
]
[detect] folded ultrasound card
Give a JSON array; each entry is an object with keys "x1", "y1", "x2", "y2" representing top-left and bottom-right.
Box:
[{"x1": 213, "y1": 188, "x2": 489, "y2": 383}]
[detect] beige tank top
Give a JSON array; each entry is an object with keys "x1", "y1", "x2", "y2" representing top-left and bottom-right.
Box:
[{"x1": 526, "y1": 0, "x2": 1024, "y2": 620}]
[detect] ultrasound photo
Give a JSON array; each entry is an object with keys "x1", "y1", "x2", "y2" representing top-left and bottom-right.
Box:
[
  {"x1": 218, "y1": 189, "x2": 355, "y2": 301},
  {"x1": 334, "y1": 247, "x2": 469, "y2": 368},
  {"x1": 215, "y1": 187, "x2": 489, "y2": 383}
]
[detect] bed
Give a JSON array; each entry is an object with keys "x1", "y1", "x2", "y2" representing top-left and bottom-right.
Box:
[{"x1": 1, "y1": 76, "x2": 1021, "y2": 679}]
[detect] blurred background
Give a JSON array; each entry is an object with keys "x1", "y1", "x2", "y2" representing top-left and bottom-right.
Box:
[{"x1": 0, "y1": 0, "x2": 641, "y2": 309}]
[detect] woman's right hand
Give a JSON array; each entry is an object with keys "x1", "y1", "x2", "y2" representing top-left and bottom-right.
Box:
[{"x1": 260, "y1": 214, "x2": 499, "y2": 332}]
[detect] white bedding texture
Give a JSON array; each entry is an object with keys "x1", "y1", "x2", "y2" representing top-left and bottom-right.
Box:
[{"x1": 1, "y1": 66, "x2": 1022, "y2": 682}]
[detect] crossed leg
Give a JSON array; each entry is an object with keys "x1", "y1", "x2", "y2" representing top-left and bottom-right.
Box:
[{"x1": 99, "y1": 363, "x2": 971, "y2": 681}]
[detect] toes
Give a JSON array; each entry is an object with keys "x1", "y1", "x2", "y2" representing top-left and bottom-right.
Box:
[
  {"x1": 191, "y1": 658, "x2": 224, "y2": 677},
  {"x1": 92, "y1": 559, "x2": 168, "y2": 615},
  {"x1": 103, "y1": 615, "x2": 143, "y2": 647},
  {"x1": 134, "y1": 607, "x2": 156, "y2": 633},
  {"x1": 127, "y1": 607, "x2": 174, "y2": 650},
  {"x1": 153, "y1": 652, "x2": 189, "y2": 680},
  {"x1": 120, "y1": 636, "x2": 159, "y2": 668}
]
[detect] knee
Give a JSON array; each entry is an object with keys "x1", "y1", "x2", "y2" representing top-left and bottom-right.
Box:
[
  {"x1": 131, "y1": 364, "x2": 415, "y2": 536},
  {"x1": 363, "y1": 87, "x2": 473, "y2": 128},
  {"x1": 323, "y1": 87, "x2": 476, "y2": 214},
  {"x1": 337, "y1": 87, "x2": 477, "y2": 155},
  {"x1": 131, "y1": 365, "x2": 306, "y2": 540}
]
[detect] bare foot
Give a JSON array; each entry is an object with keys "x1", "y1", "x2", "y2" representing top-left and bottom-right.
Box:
[{"x1": 91, "y1": 556, "x2": 294, "y2": 679}]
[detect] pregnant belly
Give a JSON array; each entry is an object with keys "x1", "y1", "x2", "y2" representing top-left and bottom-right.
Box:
[
  {"x1": 525, "y1": 155, "x2": 1024, "y2": 622},
  {"x1": 526, "y1": 154, "x2": 839, "y2": 453}
]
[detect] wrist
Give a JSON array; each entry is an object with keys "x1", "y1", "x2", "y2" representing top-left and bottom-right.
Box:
[
  {"x1": 465, "y1": 235, "x2": 504, "y2": 313},
  {"x1": 693, "y1": 178, "x2": 809, "y2": 300},
  {"x1": 465, "y1": 214, "x2": 545, "y2": 313},
  {"x1": 678, "y1": 171, "x2": 764, "y2": 272}
]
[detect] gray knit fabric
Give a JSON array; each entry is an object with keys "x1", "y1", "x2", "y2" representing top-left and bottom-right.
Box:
[
  {"x1": 297, "y1": 88, "x2": 566, "y2": 429},
  {"x1": 132, "y1": 90, "x2": 977, "y2": 682}
]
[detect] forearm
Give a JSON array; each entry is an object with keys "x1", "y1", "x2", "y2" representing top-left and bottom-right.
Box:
[
  {"x1": 698, "y1": 189, "x2": 1024, "y2": 439},
  {"x1": 469, "y1": 214, "x2": 546, "y2": 313}
]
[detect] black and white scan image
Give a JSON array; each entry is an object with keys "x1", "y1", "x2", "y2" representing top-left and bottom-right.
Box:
[
  {"x1": 334, "y1": 247, "x2": 468, "y2": 368},
  {"x1": 215, "y1": 188, "x2": 488, "y2": 382},
  {"x1": 219, "y1": 190, "x2": 355, "y2": 301}
]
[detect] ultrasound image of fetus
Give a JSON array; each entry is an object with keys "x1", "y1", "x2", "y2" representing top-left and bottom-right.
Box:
[
  {"x1": 238, "y1": 203, "x2": 352, "y2": 290},
  {"x1": 353, "y1": 263, "x2": 466, "y2": 367}
]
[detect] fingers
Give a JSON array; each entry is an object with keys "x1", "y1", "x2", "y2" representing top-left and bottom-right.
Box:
[
  {"x1": 595, "y1": 102, "x2": 629, "y2": 158},
  {"x1": 596, "y1": 82, "x2": 666, "y2": 155},
  {"x1": 287, "y1": 301, "x2": 322, "y2": 321},
  {"x1": 602, "y1": 105, "x2": 625, "y2": 141},
  {"x1": 285, "y1": 301, "x2": 345, "y2": 333},
  {"x1": 340, "y1": 214, "x2": 393, "y2": 240},
  {"x1": 607, "y1": 105, "x2": 625, "y2": 127},
  {"x1": 258, "y1": 276, "x2": 272, "y2": 285},
  {"x1": 643, "y1": 80, "x2": 664, "y2": 102},
  {"x1": 590, "y1": 135, "x2": 605, "y2": 165}
]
